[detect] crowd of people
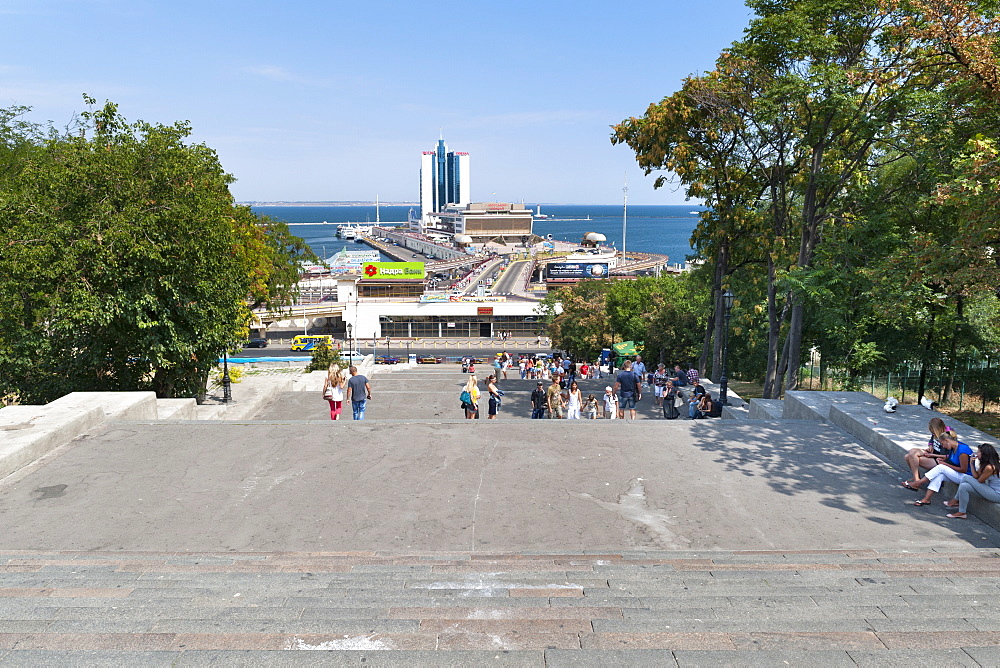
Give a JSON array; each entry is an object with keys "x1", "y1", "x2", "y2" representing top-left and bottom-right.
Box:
[{"x1": 458, "y1": 352, "x2": 723, "y2": 421}]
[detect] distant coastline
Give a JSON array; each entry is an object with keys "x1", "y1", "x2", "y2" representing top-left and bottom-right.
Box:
[{"x1": 240, "y1": 201, "x2": 416, "y2": 207}]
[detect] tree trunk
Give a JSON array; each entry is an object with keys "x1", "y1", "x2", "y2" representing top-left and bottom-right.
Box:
[
  {"x1": 699, "y1": 314, "x2": 714, "y2": 380},
  {"x1": 784, "y1": 299, "x2": 805, "y2": 392},
  {"x1": 819, "y1": 349, "x2": 828, "y2": 391},
  {"x1": 701, "y1": 239, "x2": 728, "y2": 381},
  {"x1": 763, "y1": 257, "x2": 780, "y2": 399},
  {"x1": 917, "y1": 305, "x2": 937, "y2": 403},
  {"x1": 943, "y1": 332, "x2": 958, "y2": 403},
  {"x1": 943, "y1": 296, "x2": 963, "y2": 403},
  {"x1": 776, "y1": 326, "x2": 792, "y2": 398},
  {"x1": 710, "y1": 241, "x2": 729, "y2": 382}
]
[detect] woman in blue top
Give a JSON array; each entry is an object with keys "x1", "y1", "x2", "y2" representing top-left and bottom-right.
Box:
[
  {"x1": 945, "y1": 443, "x2": 1000, "y2": 519},
  {"x1": 906, "y1": 433, "x2": 974, "y2": 506}
]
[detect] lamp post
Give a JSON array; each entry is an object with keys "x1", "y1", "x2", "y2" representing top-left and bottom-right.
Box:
[
  {"x1": 346, "y1": 323, "x2": 352, "y2": 355},
  {"x1": 719, "y1": 289, "x2": 735, "y2": 406},
  {"x1": 222, "y1": 350, "x2": 232, "y2": 404},
  {"x1": 386, "y1": 336, "x2": 391, "y2": 362}
]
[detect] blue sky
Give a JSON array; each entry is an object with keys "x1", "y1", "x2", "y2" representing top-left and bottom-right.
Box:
[{"x1": 2, "y1": 0, "x2": 754, "y2": 204}]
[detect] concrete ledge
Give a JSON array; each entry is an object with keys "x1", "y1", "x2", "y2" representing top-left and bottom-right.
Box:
[
  {"x1": 55, "y1": 391, "x2": 159, "y2": 421},
  {"x1": 749, "y1": 398, "x2": 784, "y2": 420},
  {"x1": 0, "y1": 404, "x2": 104, "y2": 480},
  {"x1": 722, "y1": 404, "x2": 749, "y2": 420},
  {"x1": 783, "y1": 390, "x2": 883, "y2": 421},
  {"x1": 829, "y1": 404, "x2": 997, "y2": 469},
  {"x1": 156, "y1": 398, "x2": 198, "y2": 420}
]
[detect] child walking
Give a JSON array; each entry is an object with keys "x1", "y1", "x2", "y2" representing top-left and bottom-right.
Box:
[{"x1": 603, "y1": 386, "x2": 619, "y2": 419}]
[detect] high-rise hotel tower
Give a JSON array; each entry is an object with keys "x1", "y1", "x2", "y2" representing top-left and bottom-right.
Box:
[{"x1": 419, "y1": 138, "x2": 470, "y2": 223}]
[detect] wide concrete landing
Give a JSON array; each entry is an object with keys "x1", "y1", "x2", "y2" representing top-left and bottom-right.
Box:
[{"x1": 1, "y1": 419, "x2": 997, "y2": 553}]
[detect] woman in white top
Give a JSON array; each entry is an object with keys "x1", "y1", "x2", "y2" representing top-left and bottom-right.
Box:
[
  {"x1": 566, "y1": 381, "x2": 583, "y2": 419},
  {"x1": 322, "y1": 364, "x2": 347, "y2": 420}
]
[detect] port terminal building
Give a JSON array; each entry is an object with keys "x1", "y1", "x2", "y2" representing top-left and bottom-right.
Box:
[
  {"x1": 253, "y1": 275, "x2": 546, "y2": 342},
  {"x1": 421, "y1": 202, "x2": 534, "y2": 245}
]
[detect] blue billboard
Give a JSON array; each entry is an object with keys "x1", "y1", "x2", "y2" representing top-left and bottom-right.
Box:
[{"x1": 545, "y1": 262, "x2": 610, "y2": 280}]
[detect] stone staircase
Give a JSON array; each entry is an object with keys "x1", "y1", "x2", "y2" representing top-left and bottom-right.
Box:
[
  {"x1": 5, "y1": 363, "x2": 1000, "y2": 664},
  {"x1": 2, "y1": 549, "x2": 1000, "y2": 664}
]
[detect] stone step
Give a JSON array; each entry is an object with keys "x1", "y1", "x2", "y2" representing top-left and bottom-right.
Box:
[
  {"x1": 2, "y1": 550, "x2": 1000, "y2": 659},
  {"x1": 748, "y1": 398, "x2": 784, "y2": 420}
]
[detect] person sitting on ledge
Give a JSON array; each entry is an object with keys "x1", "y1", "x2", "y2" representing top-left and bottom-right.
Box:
[
  {"x1": 904, "y1": 433, "x2": 974, "y2": 506},
  {"x1": 945, "y1": 443, "x2": 1000, "y2": 519},
  {"x1": 694, "y1": 392, "x2": 722, "y2": 419},
  {"x1": 904, "y1": 417, "x2": 954, "y2": 486}
]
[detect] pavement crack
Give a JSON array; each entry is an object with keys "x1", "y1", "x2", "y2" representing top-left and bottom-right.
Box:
[
  {"x1": 470, "y1": 439, "x2": 500, "y2": 552},
  {"x1": 570, "y1": 477, "x2": 690, "y2": 549}
]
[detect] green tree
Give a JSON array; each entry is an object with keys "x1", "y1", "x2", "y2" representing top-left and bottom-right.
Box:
[
  {"x1": 0, "y1": 98, "x2": 311, "y2": 403},
  {"x1": 306, "y1": 341, "x2": 342, "y2": 373},
  {"x1": 539, "y1": 280, "x2": 613, "y2": 360}
]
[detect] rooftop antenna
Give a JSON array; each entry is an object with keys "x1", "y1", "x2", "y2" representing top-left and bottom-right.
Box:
[{"x1": 622, "y1": 171, "x2": 628, "y2": 265}]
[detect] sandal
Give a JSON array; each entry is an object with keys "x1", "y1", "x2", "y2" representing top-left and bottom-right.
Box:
[
  {"x1": 946, "y1": 513, "x2": 967, "y2": 519},
  {"x1": 914, "y1": 500, "x2": 930, "y2": 506},
  {"x1": 901, "y1": 481, "x2": 920, "y2": 491}
]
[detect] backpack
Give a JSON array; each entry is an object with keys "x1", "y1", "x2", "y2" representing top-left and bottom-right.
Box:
[{"x1": 460, "y1": 390, "x2": 472, "y2": 405}]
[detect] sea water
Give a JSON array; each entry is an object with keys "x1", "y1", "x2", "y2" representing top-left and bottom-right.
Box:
[{"x1": 251, "y1": 204, "x2": 702, "y2": 265}]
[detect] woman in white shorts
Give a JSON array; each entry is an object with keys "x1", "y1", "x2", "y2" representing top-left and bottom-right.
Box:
[{"x1": 653, "y1": 364, "x2": 668, "y2": 407}]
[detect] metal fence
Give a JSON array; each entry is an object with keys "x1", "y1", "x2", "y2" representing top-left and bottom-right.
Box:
[{"x1": 800, "y1": 357, "x2": 998, "y2": 411}]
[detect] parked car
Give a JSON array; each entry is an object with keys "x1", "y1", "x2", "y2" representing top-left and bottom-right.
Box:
[
  {"x1": 417, "y1": 356, "x2": 445, "y2": 364},
  {"x1": 243, "y1": 338, "x2": 268, "y2": 349},
  {"x1": 374, "y1": 355, "x2": 401, "y2": 364},
  {"x1": 338, "y1": 350, "x2": 367, "y2": 363}
]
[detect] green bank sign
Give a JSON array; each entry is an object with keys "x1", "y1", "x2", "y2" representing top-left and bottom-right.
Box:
[{"x1": 362, "y1": 261, "x2": 425, "y2": 280}]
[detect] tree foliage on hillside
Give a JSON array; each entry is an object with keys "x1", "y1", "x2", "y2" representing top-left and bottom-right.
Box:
[
  {"x1": 540, "y1": 274, "x2": 707, "y2": 366},
  {"x1": 0, "y1": 98, "x2": 313, "y2": 403},
  {"x1": 611, "y1": 0, "x2": 1000, "y2": 400}
]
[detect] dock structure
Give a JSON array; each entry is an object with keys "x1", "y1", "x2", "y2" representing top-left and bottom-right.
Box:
[{"x1": 1, "y1": 363, "x2": 999, "y2": 662}]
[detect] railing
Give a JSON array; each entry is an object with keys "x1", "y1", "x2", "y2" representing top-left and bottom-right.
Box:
[{"x1": 799, "y1": 357, "x2": 1000, "y2": 412}]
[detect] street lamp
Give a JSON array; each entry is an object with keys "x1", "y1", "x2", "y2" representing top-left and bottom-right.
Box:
[
  {"x1": 386, "y1": 336, "x2": 391, "y2": 361},
  {"x1": 719, "y1": 289, "x2": 735, "y2": 406},
  {"x1": 346, "y1": 322, "x2": 353, "y2": 354}
]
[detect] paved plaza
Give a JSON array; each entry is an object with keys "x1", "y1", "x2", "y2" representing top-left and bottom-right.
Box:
[{"x1": 1, "y1": 364, "x2": 999, "y2": 663}]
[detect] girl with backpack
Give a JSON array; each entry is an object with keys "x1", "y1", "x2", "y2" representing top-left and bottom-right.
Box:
[{"x1": 461, "y1": 375, "x2": 480, "y2": 419}]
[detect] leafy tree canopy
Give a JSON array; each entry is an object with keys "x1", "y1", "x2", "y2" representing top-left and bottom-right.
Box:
[{"x1": 0, "y1": 97, "x2": 313, "y2": 403}]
